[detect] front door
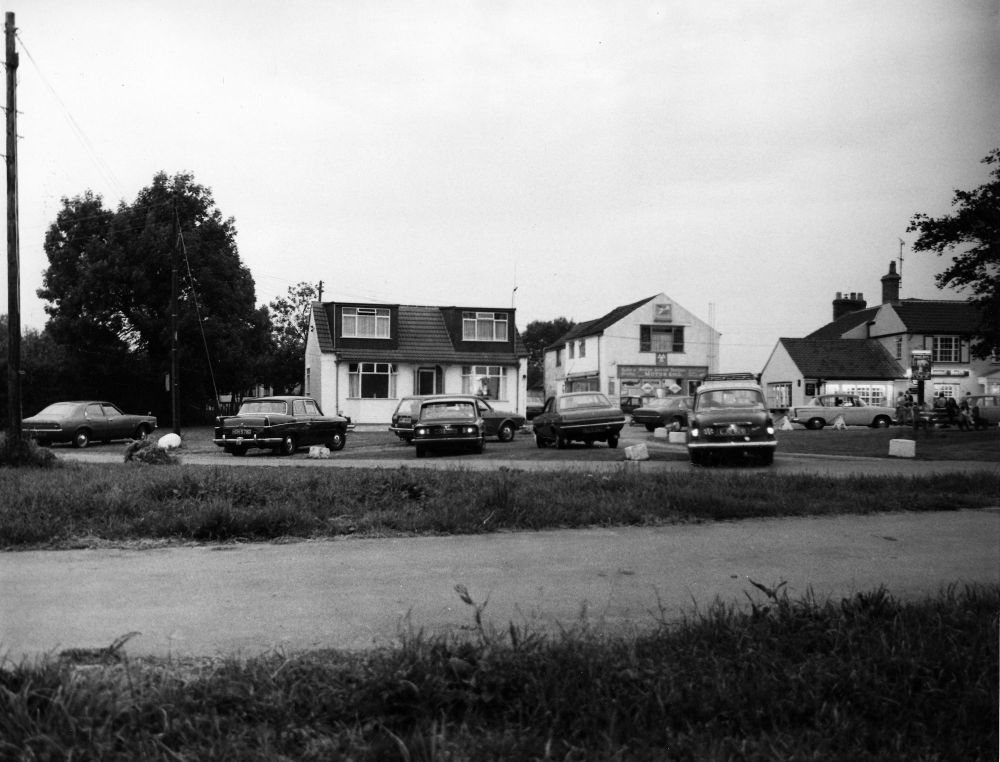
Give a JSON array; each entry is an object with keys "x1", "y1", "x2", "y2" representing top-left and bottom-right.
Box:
[{"x1": 418, "y1": 368, "x2": 437, "y2": 395}]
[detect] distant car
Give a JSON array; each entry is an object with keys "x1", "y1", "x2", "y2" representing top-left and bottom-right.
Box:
[
  {"x1": 968, "y1": 394, "x2": 1000, "y2": 427},
  {"x1": 686, "y1": 374, "x2": 776, "y2": 466},
  {"x1": 23, "y1": 401, "x2": 157, "y2": 449},
  {"x1": 213, "y1": 396, "x2": 350, "y2": 456},
  {"x1": 526, "y1": 390, "x2": 546, "y2": 420},
  {"x1": 533, "y1": 392, "x2": 627, "y2": 449},
  {"x1": 411, "y1": 396, "x2": 485, "y2": 458},
  {"x1": 619, "y1": 395, "x2": 653, "y2": 416},
  {"x1": 791, "y1": 394, "x2": 896, "y2": 430},
  {"x1": 391, "y1": 394, "x2": 524, "y2": 443},
  {"x1": 631, "y1": 396, "x2": 693, "y2": 432}
]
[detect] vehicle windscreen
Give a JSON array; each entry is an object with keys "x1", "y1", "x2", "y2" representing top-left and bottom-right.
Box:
[
  {"x1": 696, "y1": 389, "x2": 765, "y2": 410},
  {"x1": 237, "y1": 400, "x2": 288, "y2": 415},
  {"x1": 420, "y1": 402, "x2": 476, "y2": 420}
]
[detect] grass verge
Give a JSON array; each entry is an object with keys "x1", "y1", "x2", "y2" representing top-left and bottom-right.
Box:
[
  {"x1": 1, "y1": 464, "x2": 998, "y2": 549},
  {"x1": 2, "y1": 584, "x2": 996, "y2": 760}
]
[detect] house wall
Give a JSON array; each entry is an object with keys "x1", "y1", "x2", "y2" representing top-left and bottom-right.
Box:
[
  {"x1": 545, "y1": 294, "x2": 719, "y2": 401},
  {"x1": 759, "y1": 344, "x2": 803, "y2": 409}
]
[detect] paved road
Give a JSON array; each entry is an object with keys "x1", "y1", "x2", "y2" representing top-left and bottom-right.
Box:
[{"x1": 2, "y1": 510, "x2": 997, "y2": 662}]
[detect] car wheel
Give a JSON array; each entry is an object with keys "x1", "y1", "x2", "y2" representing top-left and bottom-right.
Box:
[
  {"x1": 758, "y1": 450, "x2": 774, "y2": 466},
  {"x1": 535, "y1": 432, "x2": 547, "y2": 448},
  {"x1": 497, "y1": 422, "x2": 515, "y2": 443},
  {"x1": 644, "y1": 423, "x2": 656, "y2": 432},
  {"x1": 607, "y1": 434, "x2": 619, "y2": 449},
  {"x1": 134, "y1": 424, "x2": 151, "y2": 441},
  {"x1": 689, "y1": 450, "x2": 706, "y2": 466},
  {"x1": 228, "y1": 445, "x2": 247, "y2": 457},
  {"x1": 415, "y1": 445, "x2": 426, "y2": 458},
  {"x1": 556, "y1": 431, "x2": 568, "y2": 449},
  {"x1": 72, "y1": 429, "x2": 90, "y2": 449},
  {"x1": 807, "y1": 418, "x2": 825, "y2": 430},
  {"x1": 278, "y1": 434, "x2": 296, "y2": 456},
  {"x1": 872, "y1": 416, "x2": 891, "y2": 429},
  {"x1": 473, "y1": 438, "x2": 485, "y2": 454},
  {"x1": 327, "y1": 431, "x2": 346, "y2": 451},
  {"x1": 669, "y1": 417, "x2": 684, "y2": 432}
]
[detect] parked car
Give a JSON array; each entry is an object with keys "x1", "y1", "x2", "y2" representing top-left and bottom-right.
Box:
[
  {"x1": 533, "y1": 392, "x2": 627, "y2": 449},
  {"x1": 686, "y1": 374, "x2": 776, "y2": 466},
  {"x1": 968, "y1": 394, "x2": 1000, "y2": 427},
  {"x1": 391, "y1": 394, "x2": 524, "y2": 443},
  {"x1": 23, "y1": 401, "x2": 157, "y2": 449},
  {"x1": 791, "y1": 394, "x2": 896, "y2": 430},
  {"x1": 619, "y1": 394, "x2": 653, "y2": 416},
  {"x1": 213, "y1": 396, "x2": 350, "y2": 456},
  {"x1": 526, "y1": 389, "x2": 546, "y2": 420},
  {"x1": 631, "y1": 396, "x2": 693, "y2": 432},
  {"x1": 411, "y1": 396, "x2": 485, "y2": 458}
]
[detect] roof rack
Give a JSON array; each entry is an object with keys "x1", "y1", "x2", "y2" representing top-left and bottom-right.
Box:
[{"x1": 703, "y1": 373, "x2": 758, "y2": 382}]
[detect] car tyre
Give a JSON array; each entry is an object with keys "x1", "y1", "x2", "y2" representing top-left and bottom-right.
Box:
[
  {"x1": 607, "y1": 434, "x2": 619, "y2": 449},
  {"x1": 644, "y1": 423, "x2": 657, "y2": 432},
  {"x1": 535, "y1": 432, "x2": 547, "y2": 448},
  {"x1": 73, "y1": 429, "x2": 90, "y2": 449},
  {"x1": 228, "y1": 445, "x2": 247, "y2": 457},
  {"x1": 473, "y1": 437, "x2": 485, "y2": 454},
  {"x1": 497, "y1": 422, "x2": 515, "y2": 443},
  {"x1": 807, "y1": 418, "x2": 825, "y2": 430},
  {"x1": 669, "y1": 417, "x2": 684, "y2": 432},
  {"x1": 415, "y1": 445, "x2": 426, "y2": 458},
  {"x1": 327, "y1": 431, "x2": 346, "y2": 451},
  {"x1": 689, "y1": 450, "x2": 706, "y2": 466},
  {"x1": 758, "y1": 450, "x2": 774, "y2": 466},
  {"x1": 556, "y1": 431, "x2": 568, "y2": 449},
  {"x1": 278, "y1": 434, "x2": 296, "y2": 456},
  {"x1": 872, "y1": 416, "x2": 891, "y2": 429}
]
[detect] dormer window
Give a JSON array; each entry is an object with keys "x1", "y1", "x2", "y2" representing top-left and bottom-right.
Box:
[
  {"x1": 342, "y1": 307, "x2": 390, "y2": 339},
  {"x1": 463, "y1": 311, "x2": 508, "y2": 342}
]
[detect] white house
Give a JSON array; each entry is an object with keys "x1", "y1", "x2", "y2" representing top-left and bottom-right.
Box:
[
  {"x1": 305, "y1": 301, "x2": 528, "y2": 425},
  {"x1": 542, "y1": 294, "x2": 720, "y2": 401}
]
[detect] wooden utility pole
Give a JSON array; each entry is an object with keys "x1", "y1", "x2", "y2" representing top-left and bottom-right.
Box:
[
  {"x1": 5, "y1": 11, "x2": 21, "y2": 441},
  {"x1": 170, "y1": 211, "x2": 180, "y2": 434}
]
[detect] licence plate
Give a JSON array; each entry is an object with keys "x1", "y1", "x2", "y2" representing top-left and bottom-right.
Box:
[
  {"x1": 232, "y1": 427, "x2": 253, "y2": 437},
  {"x1": 399, "y1": 416, "x2": 411, "y2": 424}
]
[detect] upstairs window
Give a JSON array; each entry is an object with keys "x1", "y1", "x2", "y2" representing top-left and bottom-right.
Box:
[
  {"x1": 640, "y1": 325, "x2": 684, "y2": 353},
  {"x1": 342, "y1": 307, "x2": 390, "y2": 339},
  {"x1": 894, "y1": 336, "x2": 902, "y2": 360},
  {"x1": 578, "y1": 340, "x2": 586, "y2": 358},
  {"x1": 931, "y1": 336, "x2": 961, "y2": 363},
  {"x1": 463, "y1": 311, "x2": 508, "y2": 342}
]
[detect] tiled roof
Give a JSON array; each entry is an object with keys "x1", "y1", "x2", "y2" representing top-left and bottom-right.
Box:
[
  {"x1": 779, "y1": 338, "x2": 905, "y2": 379},
  {"x1": 314, "y1": 303, "x2": 527, "y2": 364},
  {"x1": 805, "y1": 306, "x2": 879, "y2": 340},
  {"x1": 312, "y1": 301, "x2": 334, "y2": 352},
  {"x1": 549, "y1": 295, "x2": 658, "y2": 347},
  {"x1": 889, "y1": 299, "x2": 983, "y2": 333}
]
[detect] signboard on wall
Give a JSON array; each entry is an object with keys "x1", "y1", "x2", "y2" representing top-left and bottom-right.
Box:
[{"x1": 911, "y1": 350, "x2": 932, "y2": 381}]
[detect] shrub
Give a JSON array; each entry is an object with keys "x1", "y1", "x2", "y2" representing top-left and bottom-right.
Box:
[
  {"x1": 123, "y1": 438, "x2": 179, "y2": 465},
  {"x1": 0, "y1": 432, "x2": 57, "y2": 468}
]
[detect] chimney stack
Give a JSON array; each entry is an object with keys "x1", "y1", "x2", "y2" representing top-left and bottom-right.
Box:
[
  {"x1": 881, "y1": 261, "x2": 901, "y2": 303},
  {"x1": 832, "y1": 291, "x2": 867, "y2": 321}
]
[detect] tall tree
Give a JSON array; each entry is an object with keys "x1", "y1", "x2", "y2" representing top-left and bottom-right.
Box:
[
  {"x1": 265, "y1": 282, "x2": 318, "y2": 394},
  {"x1": 908, "y1": 148, "x2": 1000, "y2": 358},
  {"x1": 38, "y1": 172, "x2": 272, "y2": 422},
  {"x1": 521, "y1": 317, "x2": 575, "y2": 389}
]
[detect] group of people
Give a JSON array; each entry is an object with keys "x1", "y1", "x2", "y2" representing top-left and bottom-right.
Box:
[{"x1": 895, "y1": 390, "x2": 987, "y2": 430}]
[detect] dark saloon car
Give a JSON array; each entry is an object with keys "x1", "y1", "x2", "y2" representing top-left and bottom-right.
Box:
[
  {"x1": 533, "y1": 391, "x2": 627, "y2": 449},
  {"x1": 686, "y1": 375, "x2": 776, "y2": 466},
  {"x1": 411, "y1": 396, "x2": 485, "y2": 458},
  {"x1": 631, "y1": 396, "x2": 693, "y2": 432},
  {"x1": 23, "y1": 401, "x2": 158, "y2": 448},
  {"x1": 214, "y1": 396, "x2": 350, "y2": 456},
  {"x1": 391, "y1": 394, "x2": 525, "y2": 443}
]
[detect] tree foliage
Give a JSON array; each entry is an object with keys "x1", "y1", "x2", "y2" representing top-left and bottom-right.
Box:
[
  {"x1": 521, "y1": 317, "x2": 575, "y2": 388},
  {"x1": 0, "y1": 318, "x2": 71, "y2": 427},
  {"x1": 908, "y1": 148, "x2": 1000, "y2": 358},
  {"x1": 37, "y1": 172, "x2": 272, "y2": 423},
  {"x1": 264, "y1": 282, "x2": 318, "y2": 394}
]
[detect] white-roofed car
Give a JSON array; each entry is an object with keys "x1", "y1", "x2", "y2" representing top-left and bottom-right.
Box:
[{"x1": 791, "y1": 394, "x2": 896, "y2": 430}]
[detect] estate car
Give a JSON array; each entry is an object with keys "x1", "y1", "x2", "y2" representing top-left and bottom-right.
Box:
[{"x1": 391, "y1": 394, "x2": 524, "y2": 443}]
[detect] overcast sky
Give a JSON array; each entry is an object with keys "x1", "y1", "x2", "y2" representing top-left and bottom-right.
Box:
[{"x1": 4, "y1": 0, "x2": 999, "y2": 372}]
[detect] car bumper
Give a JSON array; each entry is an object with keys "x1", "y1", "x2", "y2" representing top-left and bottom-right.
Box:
[
  {"x1": 213, "y1": 436, "x2": 283, "y2": 448},
  {"x1": 687, "y1": 439, "x2": 776, "y2": 450}
]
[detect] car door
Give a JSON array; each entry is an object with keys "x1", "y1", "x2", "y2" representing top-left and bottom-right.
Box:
[
  {"x1": 292, "y1": 399, "x2": 316, "y2": 446},
  {"x1": 476, "y1": 399, "x2": 499, "y2": 436},
  {"x1": 534, "y1": 397, "x2": 557, "y2": 437},
  {"x1": 101, "y1": 403, "x2": 131, "y2": 440},
  {"x1": 84, "y1": 402, "x2": 109, "y2": 441}
]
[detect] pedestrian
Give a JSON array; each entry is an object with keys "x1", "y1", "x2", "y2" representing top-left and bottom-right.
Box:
[
  {"x1": 895, "y1": 391, "x2": 908, "y2": 426},
  {"x1": 945, "y1": 395, "x2": 959, "y2": 425},
  {"x1": 958, "y1": 394, "x2": 972, "y2": 431}
]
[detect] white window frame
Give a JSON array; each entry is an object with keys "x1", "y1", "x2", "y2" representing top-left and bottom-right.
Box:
[
  {"x1": 462, "y1": 365, "x2": 508, "y2": 400},
  {"x1": 931, "y1": 335, "x2": 960, "y2": 363},
  {"x1": 342, "y1": 307, "x2": 391, "y2": 339},
  {"x1": 347, "y1": 362, "x2": 397, "y2": 398},
  {"x1": 462, "y1": 311, "x2": 509, "y2": 342}
]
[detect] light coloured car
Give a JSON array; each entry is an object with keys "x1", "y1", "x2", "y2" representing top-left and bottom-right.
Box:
[
  {"x1": 968, "y1": 394, "x2": 1000, "y2": 427},
  {"x1": 791, "y1": 394, "x2": 896, "y2": 430}
]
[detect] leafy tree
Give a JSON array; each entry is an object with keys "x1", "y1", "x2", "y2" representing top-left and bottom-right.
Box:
[
  {"x1": 265, "y1": 282, "x2": 318, "y2": 395},
  {"x1": 38, "y1": 172, "x2": 272, "y2": 423},
  {"x1": 521, "y1": 317, "x2": 575, "y2": 389},
  {"x1": 908, "y1": 148, "x2": 1000, "y2": 359},
  {"x1": 0, "y1": 318, "x2": 72, "y2": 427}
]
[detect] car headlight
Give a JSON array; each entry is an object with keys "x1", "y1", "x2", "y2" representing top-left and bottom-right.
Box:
[
  {"x1": 766, "y1": 425, "x2": 775, "y2": 435},
  {"x1": 415, "y1": 427, "x2": 427, "y2": 436},
  {"x1": 465, "y1": 426, "x2": 478, "y2": 434},
  {"x1": 689, "y1": 427, "x2": 699, "y2": 438}
]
